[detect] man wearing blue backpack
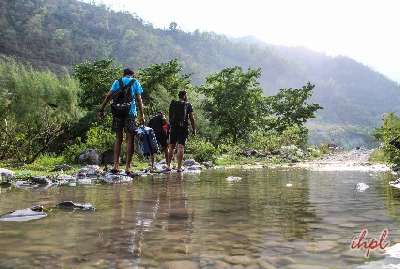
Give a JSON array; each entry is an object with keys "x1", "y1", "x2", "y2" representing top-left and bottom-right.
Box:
[{"x1": 97, "y1": 68, "x2": 145, "y2": 176}]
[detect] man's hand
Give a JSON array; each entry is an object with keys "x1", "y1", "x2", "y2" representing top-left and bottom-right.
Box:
[{"x1": 97, "y1": 110, "x2": 104, "y2": 120}]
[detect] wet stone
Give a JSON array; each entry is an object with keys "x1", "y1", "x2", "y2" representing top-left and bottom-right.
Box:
[
  {"x1": 258, "y1": 260, "x2": 277, "y2": 269},
  {"x1": 0, "y1": 205, "x2": 47, "y2": 222},
  {"x1": 56, "y1": 201, "x2": 95, "y2": 211},
  {"x1": 223, "y1": 255, "x2": 254, "y2": 266},
  {"x1": 162, "y1": 260, "x2": 199, "y2": 269},
  {"x1": 30, "y1": 176, "x2": 51, "y2": 185},
  {"x1": 305, "y1": 241, "x2": 338, "y2": 253}
]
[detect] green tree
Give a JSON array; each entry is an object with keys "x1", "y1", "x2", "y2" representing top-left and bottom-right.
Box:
[
  {"x1": 265, "y1": 82, "x2": 322, "y2": 131},
  {"x1": 200, "y1": 67, "x2": 265, "y2": 142},
  {"x1": 374, "y1": 113, "x2": 400, "y2": 165},
  {"x1": 73, "y1": 59, "x2": 120, "y2": 110}
]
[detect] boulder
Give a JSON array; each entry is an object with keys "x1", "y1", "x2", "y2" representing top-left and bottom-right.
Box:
[
  {"x1": 56, "y1": 201, "x2": 95, "y2": 211},
  {"x1": 52, "y1": 164, "x2": 73, "y2": 172},
  {"x1": 30, "y1": 176, "x2": 51, "y2": 185},
  {"x1": 183, "y1": 159, "x2": 199, "y2": 167},
  {"x1": 0, "y1": 168, "x2": 14, "y2": 181},
  {"x1": 102, "y1": 172, "x2": 134, "y2": 184},
  {"x1": 77, "y1": 149, "x2": 100, "y2": 165},
  {"x1": 202, "y1": 161, "x2": 214, "y2": 168},
  {"x1": 0, "y1": 205, "x2": 47, "y2": 222},
  {"x1": 77, "y1": 165, "x2": 102, "y2": 178},
  {"x1": 242, "y1": 149, "x2": 259, "y2": 157}
]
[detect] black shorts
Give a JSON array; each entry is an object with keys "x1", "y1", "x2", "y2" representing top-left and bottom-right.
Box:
[
  {"x1": 112, "y1": 115, "x2": 137, "y2": 134},
  {"x1": 169, "y1": 127, "x2": 188, "y2": 146},
  {"x1": 155, "y1": 131, "x2": 168, "y2": 149}
]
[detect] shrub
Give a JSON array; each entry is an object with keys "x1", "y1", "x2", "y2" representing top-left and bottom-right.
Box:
[
  {"x1": 186, "y1": 136, "x2": 218, "y2": 163},
  {"x1": 374, "y1": 113, "x2": 400, "y2": 165},
  {"x1": 63, "y1": 138, "x2": 88, "y2": 163}
]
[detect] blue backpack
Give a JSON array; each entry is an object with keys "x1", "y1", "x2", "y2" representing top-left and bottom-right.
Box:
[{"x1": 136, "y1": 126, "x2": 159, "y2": 157}]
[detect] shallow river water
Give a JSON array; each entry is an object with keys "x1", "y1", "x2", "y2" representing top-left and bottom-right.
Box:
[{"x1": 1, "y1": 168, "x2": 400, "y2": 269}]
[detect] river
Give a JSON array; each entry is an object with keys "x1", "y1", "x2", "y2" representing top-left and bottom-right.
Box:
[{"x1": 0, "y1": 166, "x2": 399, "y2": 268}]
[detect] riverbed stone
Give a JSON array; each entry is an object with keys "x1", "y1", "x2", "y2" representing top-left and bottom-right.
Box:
[
  {"x1": 30, "y1": 176, "x2": 51, "y2": 185},
  {"x1": 78, "y1": 149, "x2": 100, "y2": 165},
  {"x1": 77, "y1": 165, "x2": 101, "y2": 177},
  {"x1": 223, "y1": 255, "x2": 254, "y2": 266},
  {"x1": 305, "y1": 241, "x2": 338, "y2": 252},
  {"x1": 258, "y1": 260, "x2": 277, "y2": 269},
  {"x1": 162, "y1": 260, "x2": 199, "y2": 269},
  {"x1": 56, "y1": 201, "x2": 95, "y2": 211},
  {"x1": 285, "y1": 265, "x2": 330, "y2": 269},
  {"x1": 0, "y1": 168, "x2": 14, "y2": 181},
  {"x1": 183, "y1": 159, "x2": 199, "y2": 167}
]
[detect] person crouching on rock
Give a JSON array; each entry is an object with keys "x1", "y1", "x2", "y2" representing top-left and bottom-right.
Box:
[
  {"x1": 167, "y1": 90, "x2": 196, "y2": 172},
  {"x1": 148, "y1": 111, "x2": 170, "y2": 171},
  {"x1": 97, "y1": 68, "x2": 145, "y2": 177}
]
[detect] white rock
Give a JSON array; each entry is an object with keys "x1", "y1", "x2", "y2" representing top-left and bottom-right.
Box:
[
  {"x1": 226, "y1": 176, "x2": 242, "y2": 182},
  {"x1": 355, "y1": 182, "x2": 369, "y2": 192},
  {"x1": 286, "y1": 183, "x2": 293, "y2": 187},
  {"x1": 0, "y1": 168, "x2": 14, "y2": 181}
]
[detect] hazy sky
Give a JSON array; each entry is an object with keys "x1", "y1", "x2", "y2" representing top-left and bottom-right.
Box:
[{"x1": 98, "y1": 0, "x2": 399, "y2": 83}]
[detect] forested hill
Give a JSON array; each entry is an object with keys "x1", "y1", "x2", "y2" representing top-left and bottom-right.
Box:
[{"x1": 1, "y1": 0, "x2": 399, "y2": 147}]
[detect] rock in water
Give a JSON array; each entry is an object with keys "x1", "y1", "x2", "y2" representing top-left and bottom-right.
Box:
[
  {"x1": 102, "y1": 172, "x2": 134, "y2": 184},
  {"x1": 202, "y1": 161, "x2": 214, "y2": 168},
  {"x1": 0, "y1": 168, "x2": 14, "y2": 182},
  {"x1": 30, "y1": 176, "x2": 52, "y2": 185},
  {"x1": 226, "y1": 176, "x2": 242, "y2": 182},
  {"x1": 0, "y1": 205, "x2": 47, "y2": 222},
  {"x1": 389, "y1": 179, "x2": 400, "y2": 189},
  {"x1": 77, "y1": 165, "x2": 102, "y2": 178},
  {"x1": 78, "y1": 149, "x2": 100, "y2": 165},
  {"x1": 183, "y1": 159, "x2": 199, "y2": 167},
  {"x1": 56, "y1": 201, "x2": 95, "y2": 211},
  {"x1": 355, "y1": 182, "x2": 369, "y2": 192}
]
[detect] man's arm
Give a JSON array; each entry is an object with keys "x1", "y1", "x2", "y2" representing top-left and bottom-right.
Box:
[
  {"x1": 97, "y1": 90, "x2": 113, "y2": 118},
  {"x1": 189, "y1": 112, "x2": 196, "y2": 135},
  {"x1": 135, "y1": 93, "x2": 145, "y2": 125}
]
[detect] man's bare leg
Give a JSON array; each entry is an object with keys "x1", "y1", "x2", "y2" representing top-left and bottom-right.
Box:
[
  {"x1": 113, "y1": 131, "x2": 123, "y2": 171},
  {"x1": 176, "y1": 144, "x2": 184, "y2": 171},
  {"x1": 167, "y1": 144, "x2": 176, "y2": 169},
  {"x1": 125, "y1": 132, "x2": 134, "y2": 172}
]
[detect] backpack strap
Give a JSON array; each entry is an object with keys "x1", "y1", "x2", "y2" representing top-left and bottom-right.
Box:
[{"x1": 112, "y1": 78, "x2": 135, "y2": 99}]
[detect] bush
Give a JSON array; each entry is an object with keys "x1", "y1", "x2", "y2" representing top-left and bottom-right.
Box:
[
  {"x1": 186, "y1": 136, "x2": 218, "y2": 163},
  {"x1": 24, "y1": 154, "x2": 65, "y2": 171},
  {"x1": 374, "y1": 113, "x2": 400, "y2": 165},
  {"x1": 63, "y1": 138, "x2": 88, "y2": 163}
]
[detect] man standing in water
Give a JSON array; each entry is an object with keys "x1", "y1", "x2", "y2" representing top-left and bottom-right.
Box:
[
  {"x1": 167, "y1": 90, "x2": 196, "y2": 172},
  {"x1": 98, "y1": 68, "x2": 145, "y2": 176}
]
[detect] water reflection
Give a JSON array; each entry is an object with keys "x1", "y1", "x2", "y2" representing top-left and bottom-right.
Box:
[{"x1": 0, "y1": 169, "x2": 399, "y2": 268}]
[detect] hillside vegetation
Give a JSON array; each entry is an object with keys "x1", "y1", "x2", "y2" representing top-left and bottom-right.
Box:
[{"x1": 1, "y1": 0, "x2": 399, "y2": 147}]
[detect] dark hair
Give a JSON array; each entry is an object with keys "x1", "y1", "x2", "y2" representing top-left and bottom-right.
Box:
[
  {"x1": 178, "y1": 90, "x2": 187, "y2": 99},
  {"x1": 123, "y1": 68, "x2": 134, "y2": 76}
]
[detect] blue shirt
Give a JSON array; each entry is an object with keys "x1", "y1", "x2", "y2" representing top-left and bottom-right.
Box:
[{"x1": 111, "y1": 76, "x2": 143, "y2": 116}]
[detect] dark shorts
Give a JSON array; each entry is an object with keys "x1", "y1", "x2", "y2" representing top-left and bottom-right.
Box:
[
  {"x1": 155, "y1": 131, "x2": 168, "y2": 149},
  {"x1": 169, "y1": 127, "x2": 188, "y2": 146},
  {"x1": 112, "y1": 116, "x2": 137, "y2": 134}
]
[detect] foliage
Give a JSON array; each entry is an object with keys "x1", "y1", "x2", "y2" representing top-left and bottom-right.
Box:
[
  {"x1": 374, "y1": 113, "x2": 400, "y2": 165},
  {"x1": 185, "y1": 136, "x2": 218, "y2": 163},
  {"x1": 73, "y1": 59, "x2": 120, "y2": 110},
  {"x1": 200, "y1": 67, "x2": 265, "y2": 142},
  {"x1": 139, "y1": 59, "x2": 191, "y2": 115},
  {"x1": 265, "y1": 82, "x2": 323, "y2": 132},
  {"x1": 0, "y1": 57, "x2": 81, "y2": 162},
  {"x1": 63, "y1": 138, "x2": 87, "y2": 163},
  {"x1": 24, "y1": 154, "x2": 65, "y2": 172}
]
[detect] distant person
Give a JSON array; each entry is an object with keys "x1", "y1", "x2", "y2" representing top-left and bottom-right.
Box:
[
  {"x1": 167, "y1": 90, "x2": 196, "y2": 172},
  {"x1": 148, "y1": 111, "x2": 170, "y2": 170},
  {"x1": 97, "y1": 68, "x2": 145, "y2": 176}
]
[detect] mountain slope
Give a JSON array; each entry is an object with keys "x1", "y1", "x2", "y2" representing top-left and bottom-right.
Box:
[{"x1": 1, "y1": 0, "x2": 399, "y2": 147}]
